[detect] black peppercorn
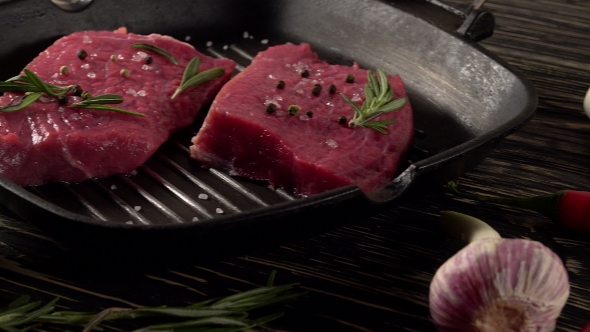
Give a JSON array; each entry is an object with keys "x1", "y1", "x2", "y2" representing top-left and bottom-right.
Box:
[
  {"x1": 77, "y1": 49, "x2": 88, "y2": 60},
  {"x1": 266, "y1": 103, "x2": 276, "y2": 114},
  {"x1": 145, "y1": 56, "x2": 153, "y2": 64},
  {"x1": 345, "y1": 74, "x2": 354, "y2": 83},
  {"x1": 276, "y1": 80, "x2": 286, "y2": 89},
  {"x1": 300, "y1": 70, "x2": 309, "y2": 78},
  {"x1": 58, "y1": 95, "x2": 68, "y2": 105},
  {"x1": 306, "y1": 111, "x2": 313, "y2": 118},
  {"x1": 311, "y1": 84, "x2": 322, "y2": 96},
  {"x1": 338, "y1": 116, "x2": 347, "y2": 124},
  {"x1": 72, "y1": 85, "x2": 83, "y2": 96},
  {"x1": 329, "y1": 84, "x2": 336, "y2": 94}
]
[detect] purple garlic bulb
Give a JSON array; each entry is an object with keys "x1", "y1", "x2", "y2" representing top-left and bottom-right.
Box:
[{"x1": 429, "y1": 237, "x2": 570, "y2": 331}]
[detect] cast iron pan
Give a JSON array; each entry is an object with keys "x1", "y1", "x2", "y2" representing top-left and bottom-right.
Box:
[{"x1": 0, "y1": 0, "x2": 537, "y2": 256}]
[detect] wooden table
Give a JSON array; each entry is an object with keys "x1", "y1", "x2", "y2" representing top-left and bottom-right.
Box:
[{"x1": 1, "y1": 0, "x2": 589, "y2": 331}]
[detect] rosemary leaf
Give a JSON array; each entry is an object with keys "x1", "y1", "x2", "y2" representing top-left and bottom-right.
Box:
[
  {"x1": 134, "y1": 316, "x2": 249, "y2": 331},
  {"x1": 0, "y1": 93, "x2": 42, "y2": 113},
  {"x1": 171, "y1": 56, "x2": 201, "y2": 99},
  {"x1": 74, "y1": 94, "x2": 124, "y2": 105},
  {"x1": 171, "y1": 65, "x2": 225, "y2": 100},
  {"x1": 24, "y1": 69, "x2": 59, "y2": 97},
  {"x1": 130, "y1": 43, "x2": 179, "y2": 65},
  {"x1": 7, "y1": 296, "x2": 30, "y2": 310},
  {"x1": 0, "y1": 82, "x2": 40, "y2": 93},
  {"x1": 181, "y1": 56, "x2": 201, "y2": 87},
  {"x1": 266, "y1": 269, "x2": 277, "y2": 287},
  {"x1": 181, "y1": 68, "x2": 225, "y2": 89},
  {"x1": 5, "y1": 298, "x2": 58, "y2": 327},
  {"x1": 71, "y1": 104, "x2": 145, "y2": 117}
]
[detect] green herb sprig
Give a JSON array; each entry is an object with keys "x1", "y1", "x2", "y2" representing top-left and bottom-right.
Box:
[
  {"x1": 0, "y1": 271, "x2": 305, "y2": 332},
  {"x1": 130, "y1": 43, "x2": 179, "y2": 65},
  {"x1": 171, "y1": 56, "x2": 225, "y2": 99},
  {"x1": 71, "y1": 94, "x2": 145, "y2": 117},
  {"x1": 0, "y1": 70, "x2": 142, "y2": 117},
  {"x1": 340, "y1": 69, "x2": 407, "y2": 134}
]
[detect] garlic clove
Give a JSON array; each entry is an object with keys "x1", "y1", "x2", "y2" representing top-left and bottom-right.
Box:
[
  {"x1": 584, "y1": 87, "x2": 590, "y2": 119},
  {"x1": 440, "y1": 211, "x2": 501, "y2": 243},
  {"x1": 429, "y1": 238, "x2": 569, "y2": 332}
]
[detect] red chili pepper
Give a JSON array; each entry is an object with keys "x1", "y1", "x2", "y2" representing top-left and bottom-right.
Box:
[{"x1": 448, "y1": 182, "x2": 590, "y2": 231}]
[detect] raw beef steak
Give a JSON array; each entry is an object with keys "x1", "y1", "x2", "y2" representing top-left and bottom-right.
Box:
[
  {"x1": 190, "y1": 43, "x2": 413, "y2": 196},
  {"x1": 0, "y1": 29, "x2": 235, "y2": 186}
]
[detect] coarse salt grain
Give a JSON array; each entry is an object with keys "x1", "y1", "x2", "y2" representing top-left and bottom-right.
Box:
[
  {"x1": 206, "y1": 41, "x2": 213, "y2": 47},
  {"x1": 134, "y1": 206, "x2": 141, "y2": 211},
  {"x1": 261, "y1": 39, "x2": 269, "y2": 44},
  {"x1": 142, "y1": 65, "x2": 154, "y2": 71},
  {"x1": 87, "y1": 72, "x2": 96, "y2": 79},
  {"x1": 83, "y1": 35, "x2": 92, "y2": 43},
  {"x1": 185, "y1": 35, "x2": 192, "y2": 41},
  {"x1": 58, "y1": 107, "x2": 65, "y2": 113},
  {"x1": 325, "y1": 139, "x2": 338, "y2": 148},
  {"x1": 192, "y1": 217, "x2": 199, "y2": 222},
  {"x1": 81, "y1": 63, "x2": 90, "y2": 69},
  {"x1": 243, "y1": 31, "x2": 249, "y2": 38},
  {"x1": 137, "y1": 90, "x2": 147, "y2": 97},
  {"x1": 223, "y1": 45, "x2": 228, "y2": 50},
  {"x1": 125, "y1": 221, "x2": 133, "y2": 225},
  {"x1": 126, "y1": 88, "x2": 137, "y2": 96},
  {"x1": 110, "y1": 184, "x2": 117, "y2": 190},
  {"x1": 216, "y1": 208, "x2": 224, "y2": 214},
  {"x1": 198, "y1": 193, "x2": 209, "y2": 200},
  {"x1": 132, "y1": 51, "x2": 147, "y2": 62}
]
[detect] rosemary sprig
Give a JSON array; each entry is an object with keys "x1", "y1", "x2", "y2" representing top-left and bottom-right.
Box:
[
  {"x1": 171, "y1": 56, "x2": 225, "y2": 100},
  {"x1": 0, "y1": 70, "x2": 143, "y2": 117},
  {"x1": 340, "y1": 69, "x2": 407, "y2": 134},
  {"x1": 71, "y1": 94, "x2": 145, "y2": 117},
  {"x1": 130, "y1": 43, "x2": 179, "y2": 65},
  {"x1": 0, "y1": 271, "x2": 305, "y2": 332}
]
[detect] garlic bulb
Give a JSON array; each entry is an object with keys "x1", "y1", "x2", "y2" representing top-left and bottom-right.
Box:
[{"x1": 429, "y1": 237, "x2": 570, "y2": 331}]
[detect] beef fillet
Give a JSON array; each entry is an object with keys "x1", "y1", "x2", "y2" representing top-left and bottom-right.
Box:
[
  {"x1": 190, "y1": 43, "x2": 413, "y2": 196},
  {"x1": 0, "y1": 29, "x2": 235, "y2": 186}
]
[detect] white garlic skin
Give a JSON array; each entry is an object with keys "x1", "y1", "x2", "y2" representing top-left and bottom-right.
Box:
[{"x1": 429, "y1": 238, "x2": 570, "y2": 332}]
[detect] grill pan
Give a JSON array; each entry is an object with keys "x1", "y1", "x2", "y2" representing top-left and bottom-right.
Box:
[{"x1": 0, "y1": 0, "x2": 537, "y2": 255}]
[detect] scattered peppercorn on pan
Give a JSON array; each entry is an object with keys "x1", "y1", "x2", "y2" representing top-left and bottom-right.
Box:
[{"x1": 0, "y1": 0, "x2": 537, "y2": 252}]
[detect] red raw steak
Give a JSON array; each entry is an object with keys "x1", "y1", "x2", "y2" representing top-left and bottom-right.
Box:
[
  {"x1": 0, "y1": 29, "x2": 235, "y2": 186},
  {"x1": 190, "y1": 43, "x2": 413, "y2": 196}
]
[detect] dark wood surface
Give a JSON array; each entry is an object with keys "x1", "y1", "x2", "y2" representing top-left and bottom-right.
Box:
[{"x1": 1, "y1": 0, "x2": 589, "y2": 331}]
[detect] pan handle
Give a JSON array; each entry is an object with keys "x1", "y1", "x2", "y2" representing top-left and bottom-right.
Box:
[{"x1": 426, "y1": 0, "x2": 494, "y2": 42}]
